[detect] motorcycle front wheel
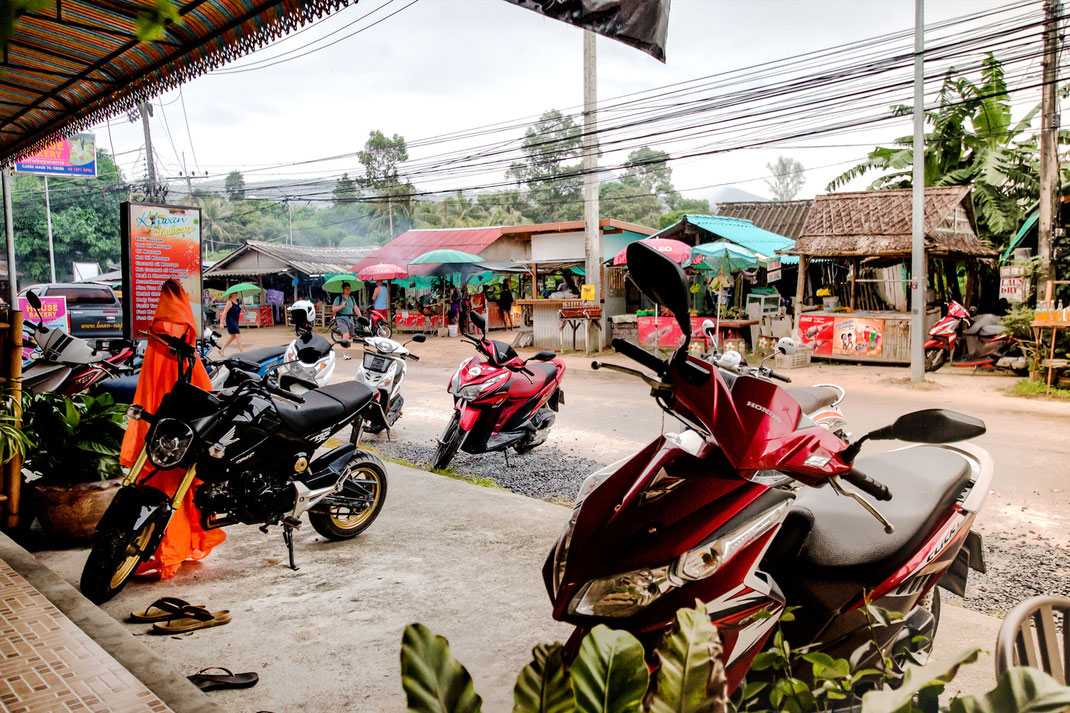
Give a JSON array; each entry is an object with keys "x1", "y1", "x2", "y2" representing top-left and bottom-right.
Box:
[
  {"x1": 924, "y1": 347, "x2": 947, "y2": 372},
  {"x1": 376, "y1": 322, "x2": 392, "y2": 339},
  {"x1": 432, "y1": 412, "x2": 463, "y2": 470},
  {"x1": 309, "y1": 452, "x2": 388, "y2": 540},
  {"x1": 80, "y1": 517, "x2": 161, "y2": 604}
]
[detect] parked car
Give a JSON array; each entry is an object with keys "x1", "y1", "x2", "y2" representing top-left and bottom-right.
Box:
[{"x1": 19, "y1": 283, "x2": 123, "y2": 343}]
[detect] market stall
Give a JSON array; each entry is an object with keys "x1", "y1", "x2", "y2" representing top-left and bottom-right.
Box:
[{"x1": 785, "y1": 187, "x2": 998, "y2": 364}]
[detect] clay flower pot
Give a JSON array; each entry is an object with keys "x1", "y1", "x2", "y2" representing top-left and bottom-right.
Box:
[{"x1": 34, "y1": 478, "x2": 123, "y2": 541}]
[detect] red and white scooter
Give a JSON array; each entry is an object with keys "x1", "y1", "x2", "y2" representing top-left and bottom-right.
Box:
[
  {"x1": 434, "y1": 312, "x2": 565, "y2": 469},
  {"x1": 924, "y1": 300, "x2": 1026, "y2": 373},
  {"x1": 545, "y1": 242, "x2": 992, "y2": 693}
]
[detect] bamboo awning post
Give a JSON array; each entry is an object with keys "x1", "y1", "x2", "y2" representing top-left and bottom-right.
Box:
[
  {"x1": 3, "y1": 311, "x2": 23, "y2": 528},
  {"x1": 794, "y1": 256, "x2": 809, "y2": 328}
]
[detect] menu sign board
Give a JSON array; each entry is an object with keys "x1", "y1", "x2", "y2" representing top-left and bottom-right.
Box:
[{"x1": 121, "y1": 203, "x2": 202, "y2": 341}]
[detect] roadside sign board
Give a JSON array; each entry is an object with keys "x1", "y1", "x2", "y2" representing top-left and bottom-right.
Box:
[
  {"x1": 18, "y1": 296, "x2": 67, "y2": 362},
  {"x1": 120, "y1": 202, "x2": 202, "y2": 340},
  {"x1": 14, "y1": 133, "x2": 96, "y2": 177},
  {"x1": 580, "y1": 284, "x2": 597, "y2": 301},
  {"x1": 766, "y1": 259, "x2": 782, "y2": 282}
]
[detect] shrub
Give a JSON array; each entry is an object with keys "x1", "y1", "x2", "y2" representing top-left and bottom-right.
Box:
[{"x1": 21, "y1": 392, "x2": 126, "y2": 484}]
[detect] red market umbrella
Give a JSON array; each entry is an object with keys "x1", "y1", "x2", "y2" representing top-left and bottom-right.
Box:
[
  {"x1": 356, "y1": 262, "x2": 407, "y2": 280},
  {"x1": 612, "y1": 238, "x2": 695, "y2": 266}
]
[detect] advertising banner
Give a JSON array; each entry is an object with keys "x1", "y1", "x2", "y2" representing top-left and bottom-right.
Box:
[
  {"x1": 766, "y1": 259, "x2": 782, "y2": 283},
  {"x1": 121, "y1": 203, "x2": 202, "y2": 341},
  {"x1": 18, "y1": 296, "x2": 68, "y2": 362},
  {"x1": 14, "y1": 133, "x2": 96, "y2": 177},
  {"x1": 797, "y1": 314, "x2": 834, "y2": 356},
  {"x1": 832, "y1": 317, "x2": 883, "y2": 357},
  {"x1": 501, "y1": 0, "x2": 670, "y2": 61},
  {"x1": 638, "y1": 316, "x2": 729, "y2": 349}
]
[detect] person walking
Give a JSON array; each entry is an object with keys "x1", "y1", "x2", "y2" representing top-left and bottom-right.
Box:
[
  {"x1": 331, "y1": 282, "x2": 361, "y2": 360},
  {"x1": 498, "y1": 277, "x2": 515, "y2": 330},
  {"x1": 370, "y1": 279, "x2": 390, "y2": 326},
  {"x1": 218, "y1": 294, "x2": 244, "y2": 356}
]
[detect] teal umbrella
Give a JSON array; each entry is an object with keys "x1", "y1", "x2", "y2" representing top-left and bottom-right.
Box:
[
  {"x1": 692, "y1": 242, "x2": 762, "y2": 272},
  {"x1": 409, "y1": 249, "x2": 483, "y2": 264},
  {"x1": 467, "y1": 271, "x2": 502, "y2": 286},
  {"x1": 222, "y1": 282, "x2": 261, "y2": 299},
  {"x1": 394, "y1": 276, "x2": 436, "y2": 290},
  {"x1": 322, "y1": 273, "x2": 363, "y2": 293}
]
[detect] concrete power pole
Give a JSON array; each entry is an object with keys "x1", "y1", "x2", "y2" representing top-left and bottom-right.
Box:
[
  {"x1": 910, "y1": 0, "x2": 927, "y2": 383},
  {"x1": 582, "y1": 30, "x2": 602, "y2": 353},
  {"x1": 1038, "y1": 0, "x2": 1061, "y2": 308},
  {"x1": 139, "y1": 101, "x2": 157, "y2": 187}
]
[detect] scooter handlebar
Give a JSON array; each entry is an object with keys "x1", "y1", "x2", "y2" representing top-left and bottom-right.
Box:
[
  {"x1": 264, "y1": 381, "x2": 305, "y2": 404},
  {"x1": 842, "y1": 467, "x2": 892, "y2": 501},
  {"x1": 769, "y1": 370, "x2": 792, "y2": 383}
]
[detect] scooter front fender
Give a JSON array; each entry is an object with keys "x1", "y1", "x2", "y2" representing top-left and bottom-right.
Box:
[
  {"x1": 924, "y1": 336, "x2": 948, "y2": 350},
  {"x1": 94, "y1": 484, "x2": 172, "y2": 555}
]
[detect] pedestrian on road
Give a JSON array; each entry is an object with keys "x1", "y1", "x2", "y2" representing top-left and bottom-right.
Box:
[
  {"x1": 498, "y1": 277, "x2": 514, "y2": 330},
  {"x1": 218, "y1": 295, "x2": 244, "y2": 356},
  {"x1": 371, "y1": 279, "x2": 390, "y2": 325},
  {"x1": 331, "y1": 282, "x2": 361, "y2": 360}
]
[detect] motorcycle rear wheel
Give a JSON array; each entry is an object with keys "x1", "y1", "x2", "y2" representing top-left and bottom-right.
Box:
[
  {"x1": 432, "y1": 413, "x2": 463, "y2": 470},
  {"x1": 309, "y1": 452, "x2": 388, "y2": 540},
  {"x1": 80, "y1": 519, "x2": 158, "y2": 605},
  {"x1": 924, "y1": 347, "x2": 947, "y2": 372}
]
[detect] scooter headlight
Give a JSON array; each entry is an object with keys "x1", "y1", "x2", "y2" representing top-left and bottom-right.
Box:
[
  {"x1": 457, "y1": 372, "x2": 508, "y2": 401},
  {"x1": 285, "y1": 344, "x2": 297, "y2": 362},
  {"x1": 569, "y1": 566, "x2": 674, "y2": 618},
  {"x1": 553, "y1": 460, "x2": 626, "y2": 594},
  {"x1": 148, "y1": 418, "x2": 195, "y2": 469}
]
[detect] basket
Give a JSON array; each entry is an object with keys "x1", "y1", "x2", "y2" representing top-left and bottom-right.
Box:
[{"x1": 774, "y1": 347, "x2": 812, "y2": 369}]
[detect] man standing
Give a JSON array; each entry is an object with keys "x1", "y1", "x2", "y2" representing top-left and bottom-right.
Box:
[
  {"x1": 331, "y1": 281, "x2": 361, "y2": 360},
  {"x1": 370, "y1": 279, "x2": 390, "y2": 326},
  {"x1": 498, "y1": 277, "x2": 515, "y2": 330}
]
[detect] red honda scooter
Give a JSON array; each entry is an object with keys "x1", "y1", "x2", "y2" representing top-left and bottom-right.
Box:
[
  {"x1": 544, "y1": 242, "x2": 992, "y2": 693},
  {"x1": 433, "y1": 312, "x2": 565, "y2": 469},
  {"x1": 924, "y1": 300, "x2": 1025, "y2": 373}
]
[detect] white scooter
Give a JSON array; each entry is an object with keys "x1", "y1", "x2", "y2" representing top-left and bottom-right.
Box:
[
  {"x1": 349, "y1": 322, "x2": 425, "y2": 444},
  {"x1": 278, "y1": 300, "x2": 346, "y2": 394}
]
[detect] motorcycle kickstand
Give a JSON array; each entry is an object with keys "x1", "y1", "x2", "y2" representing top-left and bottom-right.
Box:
[
  {"x1": 282, "y1": 516, "x2": 301, "y2": 571},
  {"x1": 503, "y1": 450, "x2": 511, "y2": 468}
]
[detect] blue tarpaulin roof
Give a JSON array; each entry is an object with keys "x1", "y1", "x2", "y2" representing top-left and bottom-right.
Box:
[{"x1": 652, "y1": 214, "x2": 799, "y2": 265}]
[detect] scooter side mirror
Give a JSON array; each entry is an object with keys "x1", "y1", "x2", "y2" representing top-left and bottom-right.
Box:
[
  {"x1": 886, "y1": 408, "x2": 986, "y2": 443},
  {"x1": 25, "y1": 290, "x2": 42, "y2": 311},
  {"x1": 412, "y1": 333, "x2": 427, "y2": 343},
  {"x1": 470, "y1": 311, "x2": 486, "y2": 335},
  {"x1": 627, "y1": 241, "x2": 692, "y2": 341}
]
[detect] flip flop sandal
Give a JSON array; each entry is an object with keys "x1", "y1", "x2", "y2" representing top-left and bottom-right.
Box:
[
  {"x1": 151, "y1": 606, "x2": 231, "y2": 634},
  {"x1": 187, "y1": 667, "x2": 259, "y2": 692},
  {"x1": 129, "y1": 597, "x2": 206, "y2": 623}
]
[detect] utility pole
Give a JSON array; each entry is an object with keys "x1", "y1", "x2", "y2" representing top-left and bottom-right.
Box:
[
  {"x1": 582, "y1": 29, "x2": 602, "y2": 353},
  {"x1": 1038, "y1": 0, "x2": 1061, "y2": 308},
  {"x1": 183, "y1": 152, "x2": 194, "y2": 203},
  {"x1": 44, "y1": 177, "x2": 56, "y2": 283},
  {"x1": 139, "y1": 101, "x2": 156, "y2": 187},
  {"x1": 287, "y1": 199, "x2": 294, "y2": 246},
  {"x1": 910, "y1": 0, "x2": 926, "y2": 383}
]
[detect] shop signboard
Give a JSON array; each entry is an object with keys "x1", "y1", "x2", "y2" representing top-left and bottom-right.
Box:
[
  {"x1": 580, "y1": 284, "x2": 597, "y2": 301},
  {"x1": 766, "y1": 259, "x2": 782, "y2": 282},
  {"x1": 14, "y1": 133, "x2": 96, "y2": 176},
  {"x1": 638, "y1": 316, "x2": 734, "y2": 348},
  {"x1": 832, "y1": 317, "x2": 883, "y2": 357},
  {"x1": 797, "y1": 314, "x2": 834, "y2": 356},
  {"x1": 18, "y1": 296, "x2": 67, "y2": 362},
  {"x1": 121, "y1": 203, "x2": 202, "y2": 341}
]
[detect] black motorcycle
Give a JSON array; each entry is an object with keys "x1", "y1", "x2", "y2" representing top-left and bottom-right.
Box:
[{"x1": 80, "y1": 328, "x2": 388, "y2": 604}]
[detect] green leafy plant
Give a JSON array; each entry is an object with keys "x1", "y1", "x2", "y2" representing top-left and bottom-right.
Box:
[
  {"x1": 21, "y1": 392, "x2": 127, "y2": 485},
  {"x1": 0, "y1": 388, "x2": 32, "y2": 466}
]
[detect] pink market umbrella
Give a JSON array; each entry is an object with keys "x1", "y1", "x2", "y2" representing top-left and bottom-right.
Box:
[
  {"x1": 356, "y1": 262, "x2": 407, "y2": 280},
  {"x1": 612, "y1": 238, "x2": 695, "y2": 266}
]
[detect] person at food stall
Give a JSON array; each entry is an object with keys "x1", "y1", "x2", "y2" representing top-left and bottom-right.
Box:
[
  {"x1": 449, "y1": 284, "x2": 462, "y2": 325},
  {"x1": 370, "y1": 279, "x2": 390, "y2": 323},
  {"x1": 331, "y1": 281, "x2": 361, "y2": 360},
  {"x1": 218, "y1": 293, "x2": 245, "y2": 356},
  {"x1": 498, "y1": 277, "x2": 515, "y2": 329}
]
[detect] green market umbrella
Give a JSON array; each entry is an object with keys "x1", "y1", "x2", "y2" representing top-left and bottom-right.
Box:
[
  {"x1": 222, "y1": 282, "x2": 261, "y2": 299},
  {"x1": 467, "y1": 271, "x2": 502, "y2": 286},
  {"x1": 409, "y1": 249, "x2": 483, "y2": 265},
  {"x1": 394, "y1": 276, "x2": 436, "y2": 290},
  {"x1": 692, "y1": 242, "x2": 762, "y2": 272},
  {"x1": 321, "y1": 274, "x2": 364, "y2": 293}
]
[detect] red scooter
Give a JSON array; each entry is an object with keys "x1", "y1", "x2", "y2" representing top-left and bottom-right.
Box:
[
  {"x1": 545, "y1": 242, "x2": 992, "y2": 693},
  {"x1": 433, "y1": 312, "x2": 565, "y2": 469},
  {"x1": 924, "y1": 300, "x2": 1026, "y2": 373}
]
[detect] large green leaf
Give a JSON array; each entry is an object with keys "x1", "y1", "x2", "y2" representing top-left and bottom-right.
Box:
[
  {"x1": 571, "y1": 625, "x2": 649, "y2": 713},
  {"x1": 400, "y1": 624, "x2": 482, "y2": 713},
  {"x1": 647, "y1": 603, "x2": 727, "y2": 713},
  {"x1": 513, "y1": 643, "x2": 574, "y2": 713},
  {"x1": 950, "y1": 667, "x2": 1070, "y2": 713},
  {"x1": 860, "y1": 648, "x2": 979, "y2": 713}
]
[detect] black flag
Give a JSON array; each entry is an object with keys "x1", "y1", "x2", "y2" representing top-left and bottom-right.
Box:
[{"x1": 502, "y1": 0, "x2": 670, "y2": 62}]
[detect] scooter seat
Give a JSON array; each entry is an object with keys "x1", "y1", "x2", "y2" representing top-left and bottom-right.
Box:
[
  {"x1": 275, "y1": 381, "x2": 374, "y2": 437},
  {"x1": 765, "y1": 446, "x2": 972, "y2": 612},
  {"x1": 785, "y1": 386, "x2": 840, "y2": 414},
  {"x1": 508, "y1": 362, "x2": 559, "y2": 398},
  {"x1": 976, "y1": 324, "x2": 1006, "y2": 338},
  {"x1": 234, "y1": 345, "x2": 287, "y2": 365}
]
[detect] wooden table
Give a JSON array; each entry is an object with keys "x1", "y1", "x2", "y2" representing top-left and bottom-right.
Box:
[{"x1": 1030, "y1": 319, "x2": 1070, "y2": 394}]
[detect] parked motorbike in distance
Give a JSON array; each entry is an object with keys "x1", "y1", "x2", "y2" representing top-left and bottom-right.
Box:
[
  {"x1": 278, "y1": 301, "x2": 346, "y2": 394},
  {"x1": 20, "y1": 290, "x2": 135, "y2": 396},
  {"x1": 434, "y1": 312, "x2": 565, "y2": 469},
  {"x1": 80, "y1": 327, "x2": 388, "y2": 604},
  {"x1": 699, "y1": 319, "x2": 850, "y2": 442},
  {"x1": 924, "y1": 300, "x2": 1027, "y2": 373},
  {"x1": 545, "y1": 241, "x2": 992, "y2": 695},
  {"x1": 350, "y1": 329, "x2": 426, "y2": 444},
  {"x1": 364, "y1": 308, "x2": 393, "y2": 339}
]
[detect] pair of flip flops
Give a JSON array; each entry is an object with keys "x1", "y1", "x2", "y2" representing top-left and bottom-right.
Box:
[
  {"x1": 187, "y1": 667, "x2": 259, "y2": 692},
  {"x1": 128, "y1": 597, "x2": 231, "y2": 634}
]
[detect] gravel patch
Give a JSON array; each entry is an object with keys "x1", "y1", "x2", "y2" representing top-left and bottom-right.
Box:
[
  {"x1": 371, "y1": 440, "x2": 605, "y2": 502},
  {"x1": 945, "y1": 534, "x2": 1070, "y2": 617}
]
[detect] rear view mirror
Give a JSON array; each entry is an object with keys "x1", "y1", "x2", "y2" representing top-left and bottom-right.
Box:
[
  {"x1": 626, "y1": 241, "x2": 692, "y2": 338},
  {"x1": 470, "y1": 311, "x2": 486, "y2": 334},
  {"x1": 412, "y1": 334, "x2": 427, "y2": 343},
  {"x1": 26, "y1": 290, "x2": 42, "y2": 311},
  {"x1": 886, "y1": 409, "x2": 986, "y2": 443},
  {"x1": 529, "y1": 350, "x2": 557, "y2": 362}
]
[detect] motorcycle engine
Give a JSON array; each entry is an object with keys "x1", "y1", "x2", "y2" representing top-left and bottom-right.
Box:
[{"x1": 194, "y1": 471, "x2": 294, "y2": 525}]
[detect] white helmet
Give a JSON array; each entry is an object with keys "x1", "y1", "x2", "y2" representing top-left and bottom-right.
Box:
[{"x1": 289, "y1": 300, "x2": 315, "y2": 328}]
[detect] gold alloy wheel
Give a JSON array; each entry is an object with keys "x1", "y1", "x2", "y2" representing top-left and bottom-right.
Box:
[
  {"x1": 327, "y1": 468, "x2": 381, "y2": 531},
  {"x1": 110, "y1": 523, "x2": 155, "y2": 589}
]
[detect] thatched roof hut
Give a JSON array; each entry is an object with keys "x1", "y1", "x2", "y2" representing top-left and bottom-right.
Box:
[{"x1": 787, "y1": 187, "x2": 996, "y2": 259}]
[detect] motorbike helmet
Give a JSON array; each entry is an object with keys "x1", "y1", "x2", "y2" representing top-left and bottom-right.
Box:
[{"x1": 289, "y1": 300, "x2": 316, "y2": 330}]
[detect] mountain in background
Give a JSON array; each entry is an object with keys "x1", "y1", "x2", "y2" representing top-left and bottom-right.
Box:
[{"x1": 704, "y1": 186, "x2": 769, "y2": 206}]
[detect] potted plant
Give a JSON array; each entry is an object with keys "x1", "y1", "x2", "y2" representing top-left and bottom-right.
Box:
[{"x1": 21, "y1": 392, "x2": 127, "y2": 541}]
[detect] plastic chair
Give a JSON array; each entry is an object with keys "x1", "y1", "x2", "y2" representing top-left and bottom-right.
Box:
[{"x1": 995, "y1": 595, "x2": 1070, "y2": 684}]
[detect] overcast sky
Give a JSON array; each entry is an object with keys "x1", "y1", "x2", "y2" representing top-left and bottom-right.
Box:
[{"x1": 95, "y1": 0, "x2": 1043, "y2": 207}]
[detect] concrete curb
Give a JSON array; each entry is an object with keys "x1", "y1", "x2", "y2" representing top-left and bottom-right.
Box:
[{"x1": 0, "y1": 532, "x2": 225, "y2": 713}]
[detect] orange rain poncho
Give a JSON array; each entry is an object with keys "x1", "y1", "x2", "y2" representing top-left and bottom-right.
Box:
[{"x1": 120, "y1": 279, "x2": 225, "y2": 579}]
